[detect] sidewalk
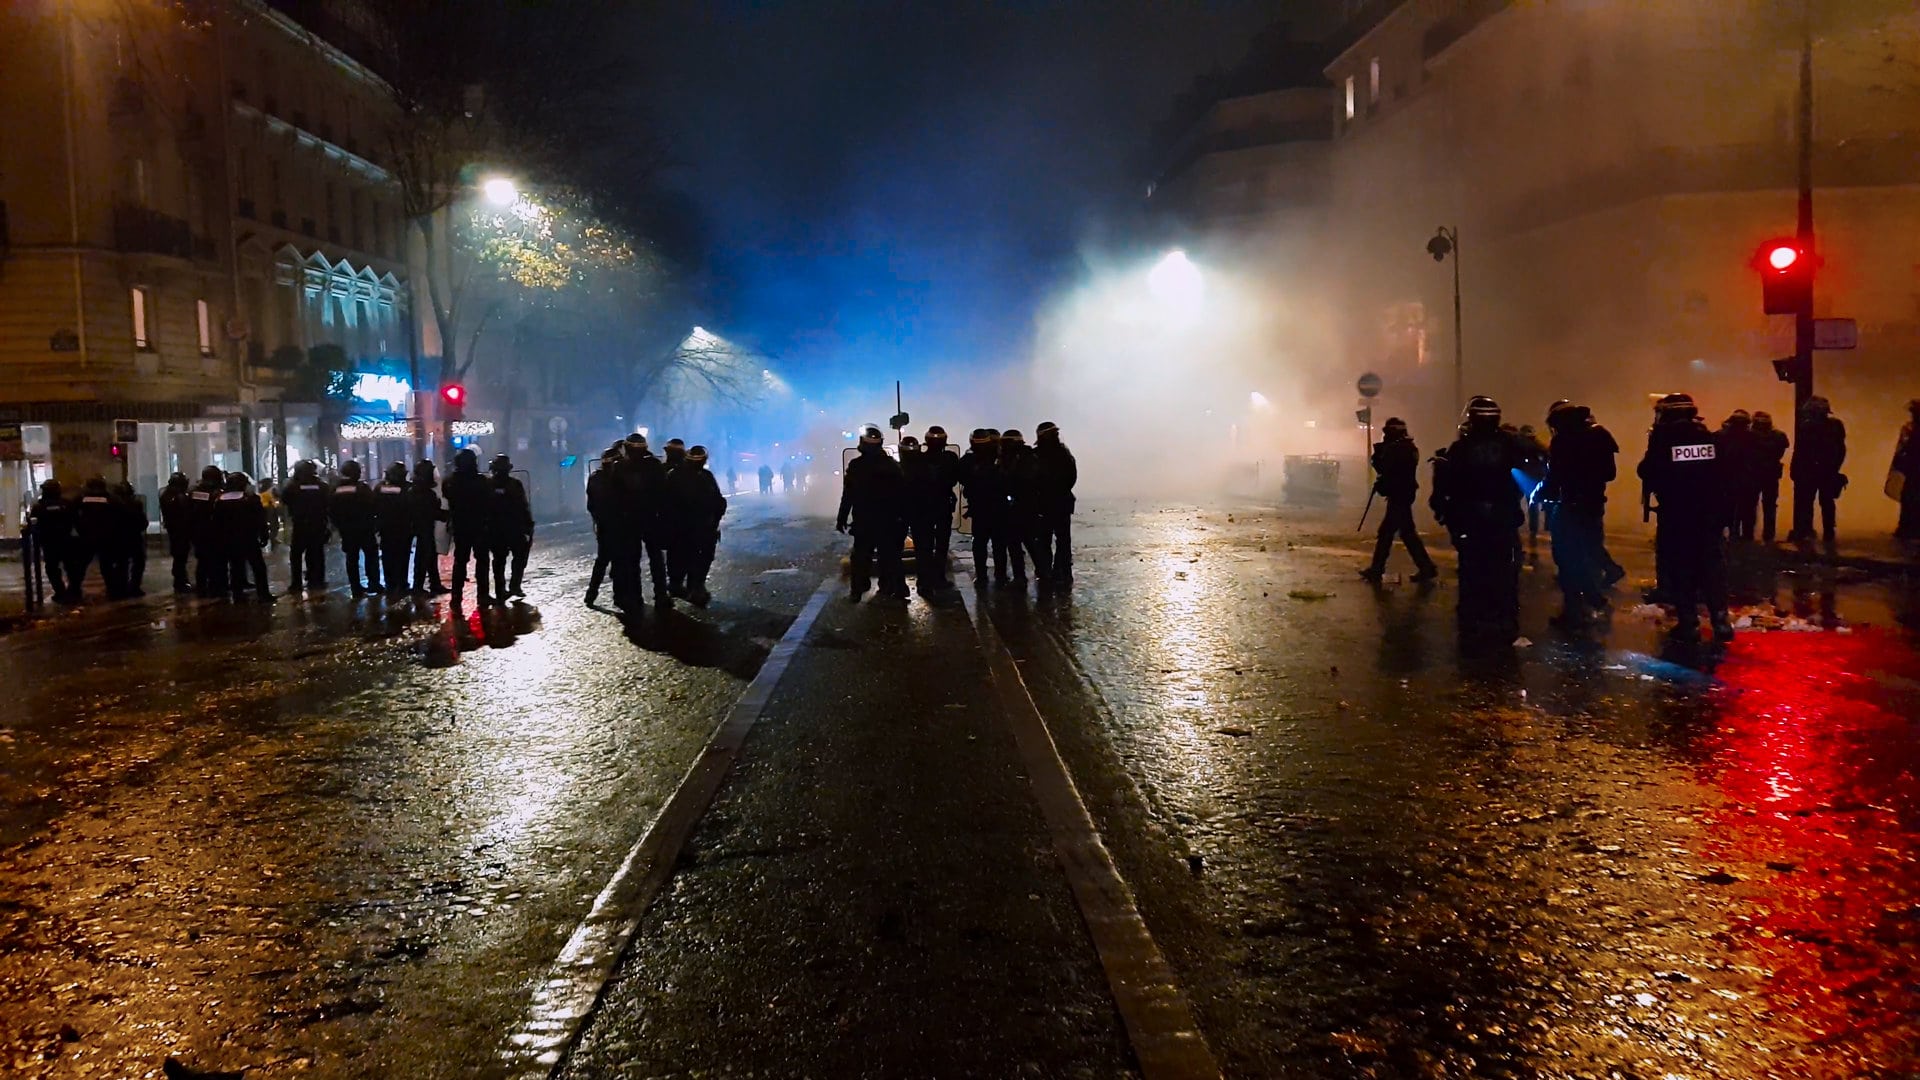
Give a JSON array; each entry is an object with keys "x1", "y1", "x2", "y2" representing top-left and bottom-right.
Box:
[{"x1": 558, "y1": 589, "x2": 1137, "y2": 1078}]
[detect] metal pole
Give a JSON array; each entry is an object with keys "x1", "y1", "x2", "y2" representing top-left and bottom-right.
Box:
[
  {"x1": 1793, "y1": 0, "x2": 1815, "y2": 414},
  {"x1": 1452, "y1": 232, "x2": 1464, "y2": 412}
]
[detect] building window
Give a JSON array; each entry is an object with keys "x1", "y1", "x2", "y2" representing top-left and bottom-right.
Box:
[
  {"x1": 196, "y1": 299, "x2": 213, "y2": 357},
  {"x1": 1344, "y1": 76, "x2": 1356, "y2": 120},
  {"x1": 1370, "y1": 58, "x2": 1381, "y2": 103},
  {"x1": 132, "y1": 287, "x2": 152, "y2": 350}
]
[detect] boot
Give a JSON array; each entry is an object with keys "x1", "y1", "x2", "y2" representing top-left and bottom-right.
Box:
[
  {"x1": 1358, "y1": 565, "x2": 1385, "y2": 582},
  {"x1": 1711, "y1": 611, "x2": 1736, "y2": 642}
]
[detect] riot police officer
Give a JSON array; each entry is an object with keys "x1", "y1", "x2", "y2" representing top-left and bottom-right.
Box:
[
  {"x1": 997, "y1": 429, "x2": 1035, "y2": 586},
  {"x1": 281, "y1": 459, "x2": 330, "y2": 594},
  {"x1": 919, "y1": 426, "x2": 960, "y2": 589},
  {"x1": 1789, "y1": 395, "x2": 1847, "y2": 546},
  {"x1": 486, "y1": 454, "x2": 534, "y2": 601},
  {"x1": 837, "y1": 425, "x2": 907, "y2": 601},
  {"x1": 374, "y1": 461, "x2": 413, "y2": 597},
  {"x1": 1541, "y1": 403, "x2": 1617, "y2": 626},
  {"x1": 1638, "y1": 392, "x2": 1732, "y2": 642},
  {"x1": 330, "y1": 461, "x2": 381, "y2": 595},
  {"x1": 443, "y1": 448, "x2": 492, "y2": 605},
  {"x1": 73, "y1": 477, "x2": 122, "y2": 599},
  {"x1": 190, "y1": 465, "x2": 227, "y2": 594},
  {"x1": 664, "y1": 443, "x2": 727, "y2": 606},
  {"x1": 217, "y1": 471, "x2": 274, "y2": 601},
  {"x1": 1429, "y1": 396, "x2": 1528, "y2": 645},
  {"x1": 1360, "y1": 417, "x2": 1439, "y2": 584},
  {"x1": 585, "y1": 444, "x2": 625, "y2": 608},
  {"x1": 1751, "y1": 410, "x2": 1789, "y2": 543},
  {"x1": 29, "y1": 480, "x2": 77, "y2": 603},
  {"x1": 408, "y1": 461, "x2": 449, "y2": 595},
  {"x1": 1031, "y1": 422, "x2": 1077, "y2": 585},
  {"x1": 112, "y1": 481, "x2": 148, "y2": 598},
  {"x1": 958, "y1": 429, "x2": 1006, "y2": 585},
  {"x1": 621, "y1": 433, "x2": 671, "y2": 611},
  {"x1": 159, "y1": 472, "x2": 194, "y2": 592}
]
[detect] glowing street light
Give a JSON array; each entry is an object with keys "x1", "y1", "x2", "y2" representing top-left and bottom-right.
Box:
[
  {"x1": 1249, "y1": 391, "x2": 1272, "y2": 410},
  {"x1": 1148, "y1": 249, "x2": 1204, "y2": 310},
  {"x1": 481, "y1": 176, "x2": 519, "y2": 207}
]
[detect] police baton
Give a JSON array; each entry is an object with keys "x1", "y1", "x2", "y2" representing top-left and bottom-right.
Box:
[{"x1": 1356, "y1": 488, "x2": 1376, "y2": 531}]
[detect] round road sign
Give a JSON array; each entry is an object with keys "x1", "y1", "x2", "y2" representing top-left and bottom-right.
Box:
[{"x1": 1356, "y1": 372, "x2": 1383, "y2": 399}]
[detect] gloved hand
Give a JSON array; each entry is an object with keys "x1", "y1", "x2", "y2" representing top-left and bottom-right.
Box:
[{"x1": 835, "y1": 519, "x2": 848, "y2": 534}]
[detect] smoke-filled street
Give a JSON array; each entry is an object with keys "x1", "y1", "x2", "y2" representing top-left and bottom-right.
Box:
[{"x1": 5, "y1": 497, "x2": 1917, "y2": 1078}]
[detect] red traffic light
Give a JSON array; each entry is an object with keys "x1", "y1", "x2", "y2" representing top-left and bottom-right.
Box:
[
  {"x1": 441, "y1": 384, "x2": 466, "y2": 405},
  {"x1": 1765, "y1": 244, "x2": 1799, "y2": 271},
  {"x1": 1754, "y1": 239, "x2": 1815, "y2": 316}
]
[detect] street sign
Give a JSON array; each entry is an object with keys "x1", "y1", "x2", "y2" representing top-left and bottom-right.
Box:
[
  {"x1": 1355, "y1": 406, "x2": 1373, "y2": 426},
  {"x1": 1813, "y1": 317, "x2": 1857, "y2": 350},
  {"x1": 1356, "y1": 372, "x2": 1383, "y2": 398},
  {"x1": 113, "y1": 419, "x2": 139, "y2": 443}
]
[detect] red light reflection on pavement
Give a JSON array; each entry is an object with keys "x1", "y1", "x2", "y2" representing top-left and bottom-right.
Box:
[{"x1": 1698, "y1": 630, "x2": 1920, "y2": 1073}]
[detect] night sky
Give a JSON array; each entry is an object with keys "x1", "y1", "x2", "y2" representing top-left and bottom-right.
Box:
[{"x1": 635, "y1": 1, "x2": 1283, "y2": 394}]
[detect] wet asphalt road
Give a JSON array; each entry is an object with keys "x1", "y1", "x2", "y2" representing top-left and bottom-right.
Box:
[{"x1": 4, "y1": 496, "x2": 1919, "y2": 1078}]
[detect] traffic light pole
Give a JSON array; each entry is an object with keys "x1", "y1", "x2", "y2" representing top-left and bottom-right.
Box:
[{"x1": 1792, "y1": 0, "x2": 1815, "y2": 417}]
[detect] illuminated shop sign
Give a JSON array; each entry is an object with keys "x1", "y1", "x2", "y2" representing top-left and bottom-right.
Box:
[
  {"x1": 351, "y1": 373, "x2": 413, "y2": 411},
  {"x1": 450, "y1": 420, "x2": 496, "y2": 436},
  {"x1": 340, "y1": 420, "x2": 418, "y2": 441}
]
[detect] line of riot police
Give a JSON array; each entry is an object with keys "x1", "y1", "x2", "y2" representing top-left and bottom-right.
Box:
[
  {"x1": 836, "y1": 421, "x2": 1076, "y2": 603},
  {"x1": 585, "y1": 433, "x2": 728, "y2": 613},
  {"x1": 26, "y1": 476, "x2": 154, "y2": 604}
]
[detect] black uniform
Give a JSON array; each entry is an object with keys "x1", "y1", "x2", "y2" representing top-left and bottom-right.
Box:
[
  {"x1": 585, "y1": 455, "x2": 624, "y2": 607},
  {"x1": 1542, "y1": 407, "x2": 1617, "y2": 617},
  {"x1": 28, "y1": 486, "x2": 77, "y2": 602},
  {"x1": 1717, "y1": 415, "x2": 1762, "y2": 542},
  {"x1": 663, "y1": 460, "x2": 726, "y2": 603},
  {"x1": 1896, "y1": 413, "x2": 1920, "y2": 541},
  {"x1": 1430, "y1": 420, "x2": 1528, "y2": 643},
  {"x1": 159, "y1": 476, "x2": 193, "y2": 591},
  {"x1": 838, "y1": 441, "x2": 906, "y2": 599},
  {"x1": 112, "y1": 483, "x2": 148, "y2": 597},
  {"x1": 72, "y1": 480, "x2": 123, "y2": 599},
  {"x1": 1751, "y1": 418, "x2": 1789, "y2": 543},
  {"x1": 1030, "y1": 435, "x2": 1077, "y2": 583},
  {"x1": 1364, "y1": 430, "x2": 1437, "y2": 580},
  {"x1": 621, "y1": 448, "x2": 671, "y2": 607},
  {"x1": 1789, "y1": 408, "x2": 1846, "y2": 543},
  {"x1": 917, "y1": 441, "x2": 961, "y2": 588},
  {"x1": 374, "y1": 470, "x2": 413, "y2": 596},
  {"x1": 1639, "y1": 411, "x2": 1731, "y2": 638},
  {"x1": 997, "y1": 442, "x2": 1038, "y2": 584},
  {"x1": 407, "y1": 464, "x2": 448, "y2": 593},
  {"x1": 329, "y1": 471, "x2": 381, "y2": 593},
  {"x1": 189, "y1": 472, "x2": 227, "y2": 594},
  {"x1": 215, "y1": 482, "x2": 273, "y2": 600},
  {"x1": 443, "y1": 456, "x2": 493, "y2": 603},
  {"x1": 958, "y1": 441, "x2": 1006, "y2": 583},
  {"x1": 485, "y1": 470, "x2": 534, "y2": 600},
  {"x1": 281, "y1": 469, "x2": 331, "y2": 592}
]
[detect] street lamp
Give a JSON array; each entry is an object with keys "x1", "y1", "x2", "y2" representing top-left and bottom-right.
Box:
[
  {"x1": 1426, "y1": 225, "x2": 1463, "y2": 412},
  {"x1": 481, "y1": 176, "x2": 518, "y2": 208},
  {"x1": 1148, "y1": 249, "x2": 1204, "y2": 311}
]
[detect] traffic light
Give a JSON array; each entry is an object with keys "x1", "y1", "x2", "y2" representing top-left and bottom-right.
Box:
[
  {"x1": 1755, "y1": 239, "x2": 1814, "y2": 316},
  {"x1": 440, "y1": 383, "x2": 466, "y2": 421}
]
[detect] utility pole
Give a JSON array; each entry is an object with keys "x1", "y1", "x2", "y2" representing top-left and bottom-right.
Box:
[{"x1": 1793, "y1": 0, "x2": 1815, "y2": 416}]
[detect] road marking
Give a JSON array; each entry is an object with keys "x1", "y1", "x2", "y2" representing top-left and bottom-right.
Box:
[
  {"x1": 960, "y1": 580, "x2": 1222, "y2": 1080},
  {"x1": 499, "y1": 575, "x2": 838, "y2": 1078}
]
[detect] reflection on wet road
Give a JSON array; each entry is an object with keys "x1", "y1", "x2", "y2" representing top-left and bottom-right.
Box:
[
  {"x1": 992, "y1": 502, "x2": 1920, "y2": 1078},
  {"x1": 0, "y1": 514, "x2": 838, "y2": 1078}
]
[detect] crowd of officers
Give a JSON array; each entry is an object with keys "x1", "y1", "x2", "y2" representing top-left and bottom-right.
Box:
[
  {"x1": 584, "y1": 433, "x2": 729, "y2": 612},
  {"x1": 836, "y1": 422, "x2": 1077, "y2": 602},
  {"x1": 1364, "y1": 391, "x2": 1859, "y2": 646},
  {"x1": 25, "y1": 447, "x2": 536, "y2": 606}
]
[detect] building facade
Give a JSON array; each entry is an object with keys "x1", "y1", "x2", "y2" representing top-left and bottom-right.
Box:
[{"x1": 0, "y1": 0, "x2": 417, "y2": 536}]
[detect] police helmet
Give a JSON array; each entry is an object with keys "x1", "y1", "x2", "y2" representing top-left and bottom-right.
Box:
[
  {"x1": 489, "y1": 453, "x2": 512, "y2": 474},
  {"x1": 166, "y1": 471, "x2": 189, "y2": 488},
  {"x1": 225, "y1": 471, "x2": 250, "y2": 491},
  {"x1": 1464, "y1": 396, "x2": 1501, "y2": 423},
  {"x1": 294, "y1": 459, "x2": 319, "y2": 477},
  {"x1": 1383, "y1": 416, "x2": 1408, "y2": 435},
  {"x1": 1725, "y1": 409, "x2": 1752, "y2": 430},
  {"x1": 968, "y1": 428, "x2": 993, "y2": 446},
  {"x1": 1035, "y1": 421, "x2": 1060, "y2": 442},
  {"x1": 1657, "y1": 392, "x2": 1697, "y2": 422},
  {"x1": 201, "y1": 465, "x2": 225, "y2": 484},
  {"x1": 664, "y1": 438, "x2": 685, "y2": 452},
  {"x1": 453, "y1": 448, "x2": 479, "y2": 471},
  {"x1": 625, "y1": 431, "x2": 649, "y2": 450},
  {"x1": 1803, "y1": 395, "x2": 1831, "y2": 417},
  {"x1": 339, "y1": 461, "x2": 362, "y2": 480},
  {"x1": 899, "y1": 435, "x2": 921, "y2": 451},
  {"x1": 1546, "y1": 399, "x2": 1571, "y2": 424},
  {"x1": 859, "y1": 426, "x2": 884, "y2": 446},
  {"x1": 1001, "y1": 428, "x2": 1025, "y2": 446},
  {"x1": 925, "y1": 425, "x2": 948, "y2": 447},
  {"x1": 40, "y1": 479, "x2": 62, "y2": 499},
  {"x1": 686, "y1": 444, "x2": 710, "y2": 466},
  {"x1": 385, "y1": 461, "x2": 408, "y2": 482},
  {"x1": 1753, "y1": 409, "x2": 1775, "y2": 430}
]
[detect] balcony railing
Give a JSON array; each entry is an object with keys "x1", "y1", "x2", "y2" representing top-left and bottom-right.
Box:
[{"x1": 112, "y1": 202, "x2": 202, "y2": 260}]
